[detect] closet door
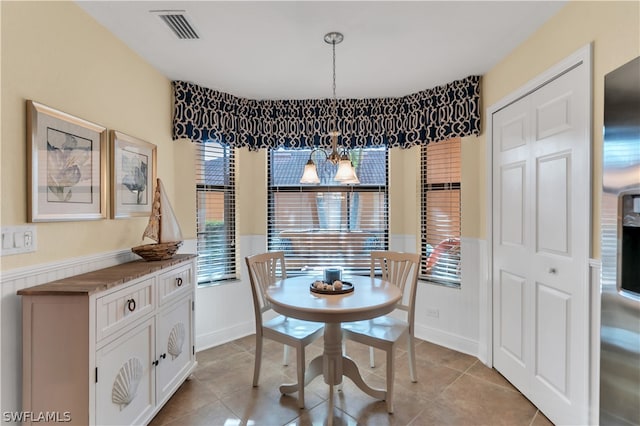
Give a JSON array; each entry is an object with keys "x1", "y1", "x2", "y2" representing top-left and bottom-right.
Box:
[{"x1": 492, "y1": 62, "x2": 590, "y2": 424}]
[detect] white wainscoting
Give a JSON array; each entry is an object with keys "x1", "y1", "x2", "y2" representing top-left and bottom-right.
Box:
[
  {"x1": 1, "y1": 235, "x2": 487, "y2": 418},
  {"x1": 1, "y1": 248, "x2": 140, "y2": 422},
  {"x1": 194, "y1": 235, "x2": 264, "y2": 351},
  {"x1": 414, "y1": 237, "x2": 485, "y2": 356}
]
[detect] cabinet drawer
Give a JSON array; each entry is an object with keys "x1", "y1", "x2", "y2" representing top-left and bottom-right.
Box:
[
  {"x1": 158, "y1": 264, "x2": 193, "y2": 305},
  {"x1": 96, "y1": 277, "x2": 155, "y2": 342}
]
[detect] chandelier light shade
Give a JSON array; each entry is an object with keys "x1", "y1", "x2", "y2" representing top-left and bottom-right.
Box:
[
  {"x1": 300, "y1": 31, "x2": 359, "y2": 185},
  {"x1": 300, "y1": 158, "x2": 321, "y2": 184},
  {"x1": 335, "y1": 157, "x2": 360, "y2": 184}
]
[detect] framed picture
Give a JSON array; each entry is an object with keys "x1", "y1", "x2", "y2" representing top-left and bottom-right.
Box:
[
  {"x1": 27, "y1": 100, "x2": 107, "y2": 222},
  {"x1": 110, "y1": 130, "x2": 157, "y2": 219}
]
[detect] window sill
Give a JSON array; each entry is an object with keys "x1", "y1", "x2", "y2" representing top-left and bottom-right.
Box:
[{"x1": 419, "y1": 278, "x2": 461, "y2": 290}]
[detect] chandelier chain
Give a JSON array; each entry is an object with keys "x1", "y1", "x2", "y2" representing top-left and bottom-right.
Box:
[{"x1": 332, "y1": 38, "x2": 337, "y2": 132}]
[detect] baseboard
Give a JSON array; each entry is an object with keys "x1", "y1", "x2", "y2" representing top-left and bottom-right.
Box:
[
  {"x1": 196, "y1": 320, "x2": 255, "y2": 352},
  {"x1": 414, "y1": 323, "x2": 479, "y2": 357}
]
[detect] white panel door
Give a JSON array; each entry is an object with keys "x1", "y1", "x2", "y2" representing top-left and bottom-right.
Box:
[{"x1": 492, "y1": 63, "x2": 589, "y2": 425}]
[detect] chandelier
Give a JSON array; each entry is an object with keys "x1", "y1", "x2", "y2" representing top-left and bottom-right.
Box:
[{"x1": 300, "y1": 32, "x2": 360, "y2": 185}]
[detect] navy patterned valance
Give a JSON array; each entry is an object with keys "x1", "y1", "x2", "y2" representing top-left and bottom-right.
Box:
[{"x1": 172, "y1": 76, "x2": 480, "y2": 150}]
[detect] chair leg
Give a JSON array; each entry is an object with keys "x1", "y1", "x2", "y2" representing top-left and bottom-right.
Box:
[
  {"x1": 386, "y1": 348, "x2": 395, "y2": 414},
  {"x1": 408, "y1": 334, "x2": 417, "y2": 383},
  {"x1": 296, "y1": 346, "x2": 305, "y2": 408},
  {"x1": 338, "y1": 341, "x2": 346, "y2": 391},
  {"x1": 253, "y1": 334, "x2": 263, "y2": 387},
  {"x1": 369, "y1": 346, "x2": 375, "y2": 368},
  {"x1": 283, "y1": 344, "x2": 290, "y2": 366}
]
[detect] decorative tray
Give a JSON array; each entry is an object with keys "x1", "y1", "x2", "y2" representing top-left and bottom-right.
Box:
[{"x1": 310, "y1": 281, "x2": 354, "y2": 295}]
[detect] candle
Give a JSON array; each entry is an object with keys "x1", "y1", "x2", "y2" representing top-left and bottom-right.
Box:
[{"x1": 324, "y1": 268, "x2": 342, "y2": 283}]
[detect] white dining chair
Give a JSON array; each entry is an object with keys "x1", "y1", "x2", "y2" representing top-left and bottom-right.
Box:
[
  {"x1": 341, "y1": 250, "x2": 421, "y2": 413},
  {"x1": 245, "y1": 251, "x2": 324, "y2": 408}
]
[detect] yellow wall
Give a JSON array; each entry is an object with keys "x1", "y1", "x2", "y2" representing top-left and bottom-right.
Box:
[
  {"x1": 0, "y1": 1, "x2": 196, "y2": 271},
  {"x1": 476, "y1": 0, "x2": 640, "y2": 255}
]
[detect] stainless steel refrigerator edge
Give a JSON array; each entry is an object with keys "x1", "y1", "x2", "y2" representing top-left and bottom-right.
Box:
[{"x1": 600, "y1": 56, "x2": 640, "y2": 426}]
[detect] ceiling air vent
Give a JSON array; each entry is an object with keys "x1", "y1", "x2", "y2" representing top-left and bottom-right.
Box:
[{"x1": 151, "y1": 10, "x2": 199, "y2": 40}]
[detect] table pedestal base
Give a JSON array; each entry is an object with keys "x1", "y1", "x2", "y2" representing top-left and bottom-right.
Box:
[{"x1": 279, "y1": 323, "x2": 386, "y2": 413}]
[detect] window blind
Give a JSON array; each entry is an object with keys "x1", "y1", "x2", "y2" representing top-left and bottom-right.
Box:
[
  {"x1": 195, "y1": 140, "x2": 236, "y2": 284},
  {"x1": 267, "y1": 147, "x2": 389, "y2": 276},
  {"x1": 420, "y1": 138, "x2": 461, "y2": 286}
]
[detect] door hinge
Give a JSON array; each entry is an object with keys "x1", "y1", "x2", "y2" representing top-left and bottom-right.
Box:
[
  {"x1": 193, "y1": 345, "x2": 195, "y2": 355},
  {"x1": 95, "y1": 367, "x2": 98, "y2": 383},
  {"x1": 192, "y1": 301, "x2": 195, "y2": 311}
]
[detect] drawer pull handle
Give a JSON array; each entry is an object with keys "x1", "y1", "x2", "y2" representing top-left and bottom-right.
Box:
[
  {"x1": 160, "y1": 353, "x2": 167, "y2": 360},
  {"x1": 152, "y1": 360, "x2": 159, "y2": 366},
  {"x1": 126, "y1": 299, "x2": 137, "y2": 312},
  {"x1": 176, "y1": 277, "x2": 183, "y2": 287}
]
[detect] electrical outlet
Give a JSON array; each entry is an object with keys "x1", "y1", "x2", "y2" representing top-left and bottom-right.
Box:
[
  {"x1": 426, "y1": 308, "x2": 440, "y2": 318},
  {"x1": 24, "y1": 231, "x2": 33, "y2": 248}
]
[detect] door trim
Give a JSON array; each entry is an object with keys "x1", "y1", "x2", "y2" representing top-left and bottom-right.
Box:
[{"x1": 482, "y1": 43, "x2": 592, "y2": 373}]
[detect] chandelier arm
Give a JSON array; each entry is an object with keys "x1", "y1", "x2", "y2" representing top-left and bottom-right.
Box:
[{"x1": 308, "y1": 147, "x2": 329, "y2": 163}]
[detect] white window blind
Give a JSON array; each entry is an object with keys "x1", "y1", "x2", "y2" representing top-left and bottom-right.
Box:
[
  {"x1": 268, "y1": 146, "x2": 388, "y2": 276},
  {"x1": 420, "y1": 137, "x2": 461, "y2": 286},
  {"x1": 196, "y1": 140, "x2": 236, "y2": 285}
]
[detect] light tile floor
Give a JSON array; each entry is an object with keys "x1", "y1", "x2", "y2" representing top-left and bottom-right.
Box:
[{"x1": 149, "y1": 336, "x2": 553, "y2": 426}]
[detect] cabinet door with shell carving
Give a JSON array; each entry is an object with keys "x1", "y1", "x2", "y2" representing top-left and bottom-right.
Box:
[
  {"x1": 95, "y1": 317, "x2": 155, "y2": 425},
  {"x1": 156, "y1": 295, "x2": 194, "y2": 404}
]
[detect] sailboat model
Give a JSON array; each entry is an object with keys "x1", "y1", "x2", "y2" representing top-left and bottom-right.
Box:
[{"x1": 132, "y1": 178, "x2": 183, "y2": 261}]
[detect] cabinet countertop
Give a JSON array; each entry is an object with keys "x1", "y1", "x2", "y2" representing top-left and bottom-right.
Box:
[{"x1": 17, "y1": 254, "x2": 196, "y2": 296}]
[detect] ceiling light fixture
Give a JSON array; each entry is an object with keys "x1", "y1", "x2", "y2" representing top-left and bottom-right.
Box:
[{"x1": 300, "y1": 32, "x2": 360, "y2": 185}]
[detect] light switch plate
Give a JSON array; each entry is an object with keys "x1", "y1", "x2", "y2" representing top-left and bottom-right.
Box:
[{"x1": 1, "y1": 226, "x2": 36, "y2": 256}]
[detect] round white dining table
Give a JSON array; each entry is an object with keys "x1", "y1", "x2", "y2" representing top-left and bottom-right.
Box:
[{"x1": 266, "y1": 274, "x2": 402, "y2": 414}]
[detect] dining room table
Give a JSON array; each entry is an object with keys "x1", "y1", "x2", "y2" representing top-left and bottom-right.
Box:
[{"x1": 265, "y1": 273, "x2": 402, "y2": 419}]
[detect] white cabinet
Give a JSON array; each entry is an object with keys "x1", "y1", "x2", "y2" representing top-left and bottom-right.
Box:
[{"x1": 19, "y1": 255, "x2": 197, "y2": 426}]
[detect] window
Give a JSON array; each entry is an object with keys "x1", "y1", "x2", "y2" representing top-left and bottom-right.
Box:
[
  {"x1": 420, "y1": 138, "x2": 461, "y2": 286},
  {"x1": 196, "y1": 140, "x2": 236, "y2": 285},
  {"x1": 268, "y1": 146, "x2": 388, "y2": 276}
]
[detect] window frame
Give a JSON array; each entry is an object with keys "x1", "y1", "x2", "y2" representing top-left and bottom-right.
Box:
[
  {"x1": 267, "y1": 146, "x2": 390, "y2": 276},
  {"x1": 420, "y1": 138, "x2": 462, "y2": 287}
]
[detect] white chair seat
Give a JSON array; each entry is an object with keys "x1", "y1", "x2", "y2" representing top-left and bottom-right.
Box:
[
  {"x1": 341, "y1": 316, "x2": 408, "y2": 344},
  {"x1": 264, "y1": 315, "x2": 324, "y2": 343}
]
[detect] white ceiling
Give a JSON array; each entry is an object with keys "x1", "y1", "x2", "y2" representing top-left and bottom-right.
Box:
[{"x1": 77, "y1": 1, "x2": 567, "y2": 100}]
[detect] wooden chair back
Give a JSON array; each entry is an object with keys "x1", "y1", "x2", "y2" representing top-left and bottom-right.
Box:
[
  {"x1": 245, "y1": 251, "x2": 287, "y2": 326},
  {"x1": 370, "y1": 250, "x2": 421, "y2": 321}
]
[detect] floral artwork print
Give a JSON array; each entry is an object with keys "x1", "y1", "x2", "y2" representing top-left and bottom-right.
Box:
[
  {"x1": 121, "y1": 150, "x2": 149, "y2": 205},
  {"x1": 46, "y1": 128, "x2": 93, "y2": 203}
]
